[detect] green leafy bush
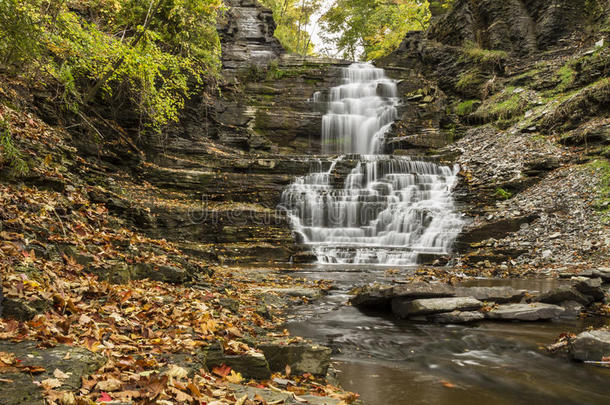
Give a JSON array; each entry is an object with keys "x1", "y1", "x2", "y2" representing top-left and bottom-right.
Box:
[{"x1": 0, "y1": 0, "x2": 224, "y2": 135}]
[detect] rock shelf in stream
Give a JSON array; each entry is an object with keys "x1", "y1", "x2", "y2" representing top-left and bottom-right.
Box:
[{"x1": 349, "y1": 275, "x2": 609, "y2": 323}]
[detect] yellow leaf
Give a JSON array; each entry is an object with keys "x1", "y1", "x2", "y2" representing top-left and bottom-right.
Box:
[{"x1": 225, "y1": 370, "x2": 243, "y2": 384}]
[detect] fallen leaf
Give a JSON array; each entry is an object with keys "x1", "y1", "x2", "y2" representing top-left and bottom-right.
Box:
[
  {"x1": 41, "y1": 378, "x2": 63, "y2": 390},
  {"x1": 96, "y1": 378, "x2": 122, "y2": 392}
]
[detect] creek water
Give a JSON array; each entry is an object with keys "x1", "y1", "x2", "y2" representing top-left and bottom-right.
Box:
[{"x1": 285, "y1": 266, "x2": 610, "y2": 405}]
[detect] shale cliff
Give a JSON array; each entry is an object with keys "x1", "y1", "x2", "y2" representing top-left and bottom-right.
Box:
[{"x1": 379, "y1": 0, "x2": 609, "y2": 271}]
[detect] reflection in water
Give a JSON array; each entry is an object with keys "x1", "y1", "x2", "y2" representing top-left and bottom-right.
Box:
[{"x1": 286, "y1": 267, "x2": 610, "y2": 405}]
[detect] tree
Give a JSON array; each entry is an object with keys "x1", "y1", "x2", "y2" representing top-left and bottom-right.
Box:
[
  {"x1": 259, "y1": 0, "x2": 320, "y2": 55},
  {"x1": 320, "y1": 0, "x2": 430, "y2": 60}
]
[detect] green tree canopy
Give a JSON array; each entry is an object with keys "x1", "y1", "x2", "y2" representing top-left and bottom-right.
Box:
[
  {"x1": 258, "y1": 0, "x2": 320, "y2": 55},
  {"x1": 320, "y1": 0, "x2": 430, "y2": 60}
]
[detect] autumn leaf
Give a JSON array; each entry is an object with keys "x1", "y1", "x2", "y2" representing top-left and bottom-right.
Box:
[
  {"x1": 212, "y1": 364, "x2": 231, "y2": 378},
  {"x1": 225, "y1": 370, "x2": 243, "y2": 384},
  {"x1": 97, "y1": 392, "x2": 112, "y2": 402}
]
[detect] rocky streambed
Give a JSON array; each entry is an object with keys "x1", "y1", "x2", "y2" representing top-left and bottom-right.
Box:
[{"x1": 285, "y1": 265, "x2": 610, "y2": 405}]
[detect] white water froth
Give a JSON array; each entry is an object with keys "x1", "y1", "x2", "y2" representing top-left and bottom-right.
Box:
[{"x1": 280, "y1": 63, "x2": 463, "y2": 265}]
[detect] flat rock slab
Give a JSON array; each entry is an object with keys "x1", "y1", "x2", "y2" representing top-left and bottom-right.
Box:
[
  {"x1": 392, "y1": 297, "x2": 483, "y2": 318},
  {"x1": 428, "y1": 310, "x2": 485, "y2": 324},
  {"x1": 573, "y1": 278, "x2": 605, "y2": 301},
  {"x1": 351, "y1": 282, "x2": 455, "y2": 308},
  {"x1": 349, "y1": 285, "x2": 394, "y2": 308},
  {"x1": 569, "y1": 329, "x2": 610, "y2": 361},
  {"x1": 454, "y1": 286, "x2": 526, "y2": 303},
  {"x1": 487, "y1": 303, "x2": 565, "y2": 321},
  {"x1": 258, "y1": 342, "x2": 331, "y2": 376},
  {"x1": 256, "y1": 288, "x2": 322, "y2": 300},
  {"x1": 592, "y1": 268, "x2": 610, "y2": 283},
  {"x1": 0, "y1": 341, "x2": 105, "y2": 405},
  {"x1": 229, "y1": 383, "x2": 342, "y2": 405}
]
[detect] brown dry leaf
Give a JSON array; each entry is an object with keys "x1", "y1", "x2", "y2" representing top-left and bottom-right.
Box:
[
  {"x1": 53, "y1": 369, "x2": 70, "y2": 380},
  {"x1": 41, "y1": 378, "x2": 63, "y2": 390},
  {"x1": 95, "y1": 378, "x2": 122, "y2": 392}
]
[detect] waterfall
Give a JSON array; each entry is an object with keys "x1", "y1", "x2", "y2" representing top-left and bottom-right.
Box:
[{"x1": 280, "y1": 63, "x2": 463, "y2": 265}]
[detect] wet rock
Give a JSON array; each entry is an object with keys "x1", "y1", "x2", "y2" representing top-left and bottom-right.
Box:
[
  {"x1": 349, "y1": 285, "x2": 395, "y2": 308},
  {"x1": 428, "y1": 310, "x2": 485, "y2": 324},
  {"x1": 0, "y1": 341, "x2": 105, "y2": 405},
  {"x1": 291, "y1": 251, "x2": 318, "y2": 264},
  {"x1": 569, "y1": 329, "x2": 610, "y2": 362},
  {"x1": 258, "y1": 342, "x2": 332, "y2": 376},
  {"x1": 534, "y1": 285, "x2": 591, "y2": 305},
  {"x1": 592, "y1": 268, "x2": 610, "y2": 283},
  {"x1": 392, "y1": 282, "x2": 456, "y2": 299},
  {"x1": 454, "y1": 286, "x2": 526, "y2": 303},
  {"x1": 573, "y1": 278, "x2": 605, "y2": 301},
  {"x1": 392, "y1": 297, "x2": 483, "y2": 318},
  {"x1": 486, "y1": 303, "x2": 565, "y2": 321},
  {"x1": 350, "y1": 282, "x2": 455, "y2": 309},
  {"x1": 204, "y1": 345, "x2": 271, "y2": 380},
  {"x1": 257, "y1": 287, "x2": 322, "y2": 300}
]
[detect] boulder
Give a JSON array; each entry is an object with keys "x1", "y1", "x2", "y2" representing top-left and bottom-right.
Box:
[
  {"x1": 569, "y1": 330, "x2": 610, "y2": 362},
  {"x1": 258, "y1": 342, "x2": 332, "y2": 376},
  {"x1": 392, "y1": 297, "x2": 483, "y2": 318},
  {"x1": 592, "y1": 268, "x2": 610, "y2": 283},
  {"x1": 204, "y1": 345, "x2": 271, "y2": 380},
  {"x1": 428, "y1": 310, "x2": 485, "y2": 324},
  {"x1": 486, "y1": 303, "x2": 565, "y2": 321},
  {"x1": 2, "y1": 298, "x2": 50, "y2": 321},
  {"x1": 0, "y1": 341, "x2": 105, "y2": 405},
  {"x1": 392, "y1": 282, "x2": 456, "y2": 299},
  {"x1": 573, "y1": 278, "x2": 605, "y2": 301},
  {"x1": 534, "y1": 285, "x2": 591, "y2": 305},
  {"x1": 454, "y1": 286, "x2": 526, "y2": 303},
  {"x1": 349, "y1": 285, "x2": 395, "y2": 308}
]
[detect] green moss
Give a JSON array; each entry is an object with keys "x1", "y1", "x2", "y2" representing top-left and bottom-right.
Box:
[
  {"x1": 473, "y1": 86, "x2": 532, "y2": 125},
  {"x1": 556, "y1": 64, "x2": 576, "y2": 92},
  {"x1": 589, "y1": 159, "x2": 610, "y2": 222},
  {"x1": 460, "y1": 41, "x2": 508, "y2": 67},
  {"x1": 454, "y1": 99, "x2": 480, "y2": 116},
  {"x1": 456, "y1": 70, "x2": 484, "y2": 92},
  {"x1": 494, "y1": 187, "x2": 512, "y2": 200}
]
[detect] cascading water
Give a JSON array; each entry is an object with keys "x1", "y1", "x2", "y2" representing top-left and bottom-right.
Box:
[{"x1": 280, "y1": 63, "x2": 463, "y2": 265}]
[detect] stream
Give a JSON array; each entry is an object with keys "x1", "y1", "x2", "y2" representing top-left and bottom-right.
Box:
[{"x1": 285, "y1": 266, "x2": 610, "y2": 405}]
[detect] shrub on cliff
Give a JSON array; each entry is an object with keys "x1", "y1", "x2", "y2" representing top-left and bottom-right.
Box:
[{"x1": 0, "y1": 0, "x2": 224, "y2": 135}]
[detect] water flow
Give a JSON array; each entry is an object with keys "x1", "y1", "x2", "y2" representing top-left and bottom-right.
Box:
[{"x1": 280, "y1": 63, "x2": 463, "y2": 265}]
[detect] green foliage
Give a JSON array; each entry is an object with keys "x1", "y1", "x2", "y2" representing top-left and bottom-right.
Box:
[
  {"x1": 494, "y1": 187, "x2": 512, "y2": 200},
  {"x1": 259, "y1": 0, "x2": 319, "y2": 55},
  {"x1": 0, "y1": 0, "x2": 223, "y2": 135},
  {"x1": 320, "y1": 0, "x2": 430, "y2": 60},
  {"x1": 454, "y1": 99, "x2": 480, "y2": 116},
  {"x1": 0, "y1": 119, "x2": 28, "y2": 176},
  {"x1": 0, "y1": 0, "x2": 45, "y2": 69}
]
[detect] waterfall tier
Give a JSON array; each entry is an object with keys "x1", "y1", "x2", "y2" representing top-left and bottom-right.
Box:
[{"x1": 281, "y1": 63, "x2": 463, "y2": 265}]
